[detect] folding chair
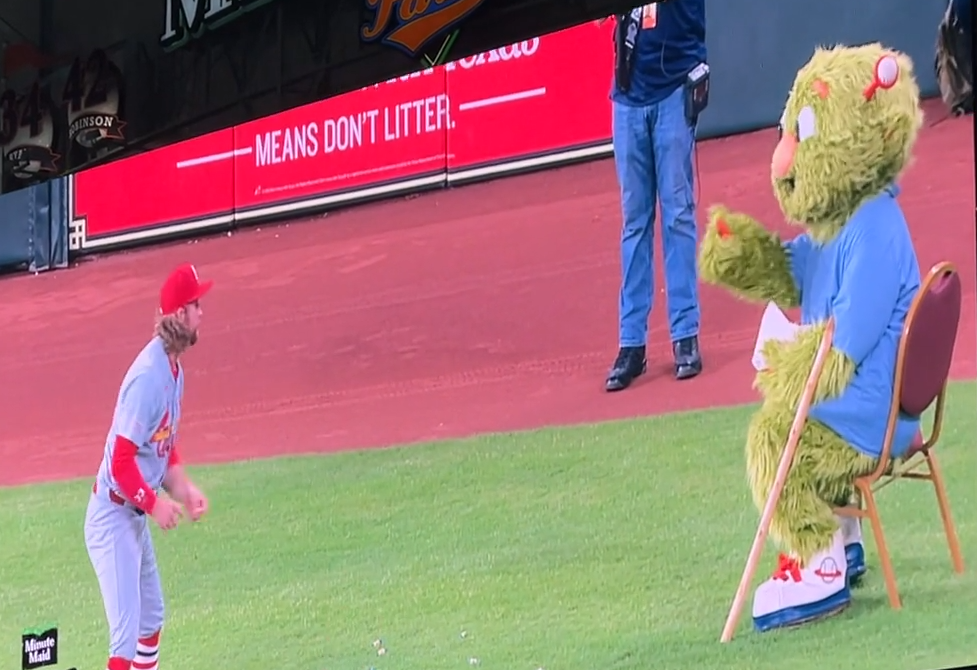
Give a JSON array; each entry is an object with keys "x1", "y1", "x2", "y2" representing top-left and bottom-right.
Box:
[
  {"x1": 834, "y1": 260, "x2": 965, "y2": 610},
  {"x1": 719, "y1": 261, "x2": 965, "y2": 643}
]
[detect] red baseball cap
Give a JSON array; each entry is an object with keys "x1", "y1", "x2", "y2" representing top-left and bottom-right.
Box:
[{"x1": 159, "y1": 263, "x2": 214, "y2": 315}]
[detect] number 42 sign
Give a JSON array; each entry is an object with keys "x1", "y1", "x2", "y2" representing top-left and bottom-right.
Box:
[
  {"x1": 62, "y1": 49, "x2": 127, "y2": 150},
  {"x1": 0, "y1": 47, "x2": 127, "y2": 183}
]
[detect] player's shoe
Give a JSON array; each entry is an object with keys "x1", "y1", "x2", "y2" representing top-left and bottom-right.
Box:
[
  {"x1": 752, "y1": 528, "x2": 850, "y2": 632},
  {"x1": 840, "y1": 515, "x2": 867, "y2": 586}
]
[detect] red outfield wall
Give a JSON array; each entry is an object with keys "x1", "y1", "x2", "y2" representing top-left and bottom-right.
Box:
[{"x1": 68, "y1": 22, "x2": 616, "y2": 253}]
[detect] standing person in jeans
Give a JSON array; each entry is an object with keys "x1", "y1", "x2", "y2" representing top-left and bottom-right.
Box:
[{"x1": 604, "y1": 0, "x2": 707, "y2": 392}]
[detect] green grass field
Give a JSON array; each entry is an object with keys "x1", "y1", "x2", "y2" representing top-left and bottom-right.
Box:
[{"x1": 2, "y1": 383, "x2": 975, "y2": 670}]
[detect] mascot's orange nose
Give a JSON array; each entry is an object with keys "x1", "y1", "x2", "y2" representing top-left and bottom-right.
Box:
[{"x1": 772, "y1": 133, "x2": 797, "y2": 179}]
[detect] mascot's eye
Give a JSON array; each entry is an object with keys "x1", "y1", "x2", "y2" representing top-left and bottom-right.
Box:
[{"x1": 796, "y1": 106, "x2": 817, "y2": 141}]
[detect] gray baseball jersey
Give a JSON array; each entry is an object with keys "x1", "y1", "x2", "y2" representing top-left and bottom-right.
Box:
[{"x1": 95, "y1": 336, "x2": 183, "y2": 496}]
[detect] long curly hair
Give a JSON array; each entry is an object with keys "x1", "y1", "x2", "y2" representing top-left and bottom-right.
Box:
[{"x1": 154, "y1": 311, "x2": 197, "y2": 355}]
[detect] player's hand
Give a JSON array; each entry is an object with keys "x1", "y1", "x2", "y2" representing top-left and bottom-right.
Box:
[
  {"x1": 184, "y1": 484, "x2": 209, "y2": 522},
  {"x1": 150, "y1": 496, "x2": 184, "y2": 531}
]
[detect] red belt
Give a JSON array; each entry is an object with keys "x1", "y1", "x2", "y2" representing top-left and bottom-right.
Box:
[{"x1": 93, "y1": 481, "x2": 146, "y2": 516}]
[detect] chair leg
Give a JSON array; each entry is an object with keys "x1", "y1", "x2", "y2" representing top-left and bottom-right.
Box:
[
  {"x1": 861, "y1": 484, "x2": 902, "y2": 610},
  {"x1": 926, "y1": 451, "x2": 965, "y2": 574}
]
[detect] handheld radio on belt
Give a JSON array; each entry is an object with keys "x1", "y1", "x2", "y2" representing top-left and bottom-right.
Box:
[{"x1": 685, "y1": 62, "x2": 710, "y2": 124}]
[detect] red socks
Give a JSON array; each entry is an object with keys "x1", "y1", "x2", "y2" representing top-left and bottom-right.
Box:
[
  {"x1": 132, "y1": 630, "x2": 161, "y2": 670},
  {"x1": 107, "y1": 658, "x2": 130, "y2": 670}
]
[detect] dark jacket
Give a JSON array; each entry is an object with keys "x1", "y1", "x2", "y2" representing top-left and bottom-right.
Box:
[{"x1": 611, "y1": 0, "x2": 707, "y2": 107}]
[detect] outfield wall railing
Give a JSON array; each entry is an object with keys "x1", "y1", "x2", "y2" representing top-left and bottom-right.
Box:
[{"x1": 1, "y1": 0, "x2": 948, "y2": 268}]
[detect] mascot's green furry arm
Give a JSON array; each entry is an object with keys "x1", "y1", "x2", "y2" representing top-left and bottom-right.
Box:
[
  {"x1": 698, "y1": 43, "x2": 925, "y2": 634},
  {"x1": 699, "y1": 206, "x2": 855, "y2": 409},
  {"x1": 697, "y1": 209, "x2": 855, "y2": 409},
  {"x1": 698, "y1": 208, "x2": 800, "y2": 309}
]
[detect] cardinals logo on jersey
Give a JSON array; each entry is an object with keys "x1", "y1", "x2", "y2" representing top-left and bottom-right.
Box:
[{"x1": 151, "y1": 411, "x2": 177, "y2": 458}]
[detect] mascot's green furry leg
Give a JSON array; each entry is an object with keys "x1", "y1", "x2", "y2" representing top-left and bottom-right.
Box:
[{"x1": 745, "y1": 402, "x2": 877, "y2": 632}]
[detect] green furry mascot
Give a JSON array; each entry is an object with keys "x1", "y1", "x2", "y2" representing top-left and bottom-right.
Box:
[{"x1": 698, "y1": 44, "x2": 924, "y2": 631}]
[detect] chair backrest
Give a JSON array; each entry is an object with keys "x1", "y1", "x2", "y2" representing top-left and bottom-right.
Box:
[{"x1": 898, "y1": 262, "x2": 962, "y2": 417}]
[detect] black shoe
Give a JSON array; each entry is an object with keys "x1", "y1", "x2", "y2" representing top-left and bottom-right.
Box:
[
  {"x1": 673, "y1": 336, "x2": 702, "y2": 380},
  {"x1": 605, "y1": 346, "x2": 647, "y2": 392}
]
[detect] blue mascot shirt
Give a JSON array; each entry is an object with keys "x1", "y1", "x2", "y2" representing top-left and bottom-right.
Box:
[{"x1": 783, "y1": 185, "x2": 922, "y2": 460}]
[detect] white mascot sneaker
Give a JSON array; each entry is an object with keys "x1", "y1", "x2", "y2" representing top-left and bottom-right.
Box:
[
  {"x1": 752, "y1": 529, "x2": 851, "y2": 632},
  {"x1": 841, "y1": 515, "x2": 867, "y2": 585}
]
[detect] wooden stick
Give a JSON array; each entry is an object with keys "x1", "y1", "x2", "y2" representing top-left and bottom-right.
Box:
[{"x1": 719, "y1": 319, "x2": 836, "y2": 643}]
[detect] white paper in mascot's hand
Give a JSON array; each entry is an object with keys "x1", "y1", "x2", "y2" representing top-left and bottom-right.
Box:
[{"x1": 752, "y1": 302, "x2": 805, "y2": 371}]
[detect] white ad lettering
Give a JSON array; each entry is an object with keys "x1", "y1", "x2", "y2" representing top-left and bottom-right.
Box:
[{"x1": 252, "y1": 95, "x2": 450, "y2": 167}]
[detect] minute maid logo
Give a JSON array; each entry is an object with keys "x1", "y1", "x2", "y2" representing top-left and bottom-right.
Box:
[
  {"x1": 360, "y1": 0, "x2": 487, "y2": 62},
  {"x1": 21, "y1": 625, "x2": 57, "y2": 670}
]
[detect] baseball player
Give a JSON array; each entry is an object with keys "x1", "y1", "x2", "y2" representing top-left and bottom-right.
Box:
[{"x1": 84, "y1": 263, "x2": 213, "y2": 670}]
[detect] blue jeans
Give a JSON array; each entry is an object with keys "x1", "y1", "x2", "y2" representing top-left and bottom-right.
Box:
[{"x1": 613, "y1": 86, "x2": 700, "y2": 347}]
